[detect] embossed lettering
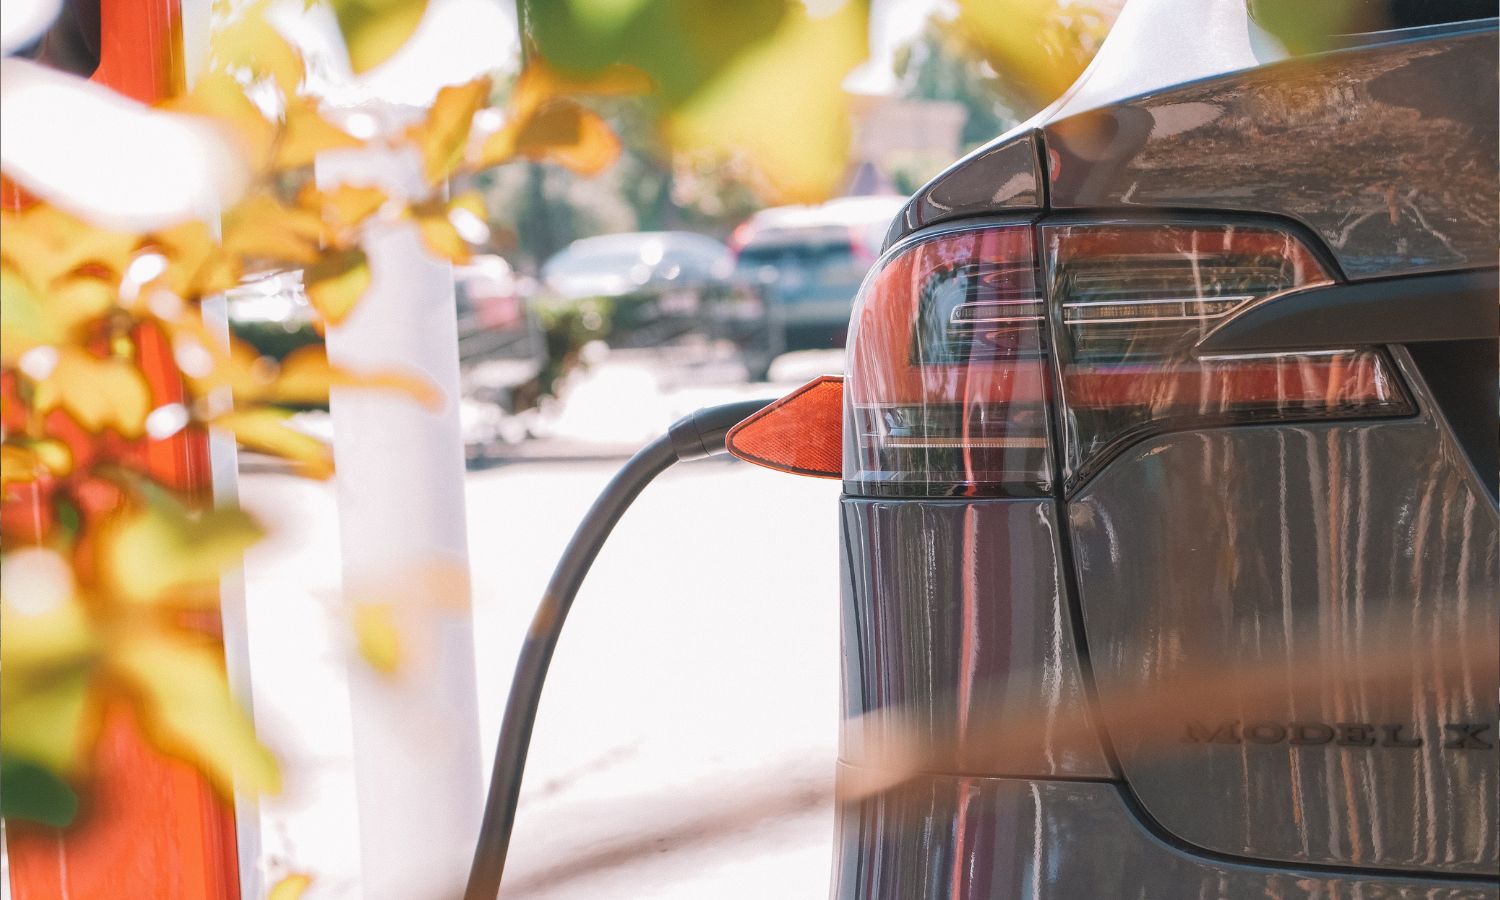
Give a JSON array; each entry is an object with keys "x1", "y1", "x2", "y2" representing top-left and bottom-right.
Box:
[
  {"x1": 1380, "y1": 724, "x2": 1422, "y2": 748},
  {"x1": 1182, "y1": 721, "x2": 1241, "y2": 744},
  {"x1": 1443, "y1": 723, "x2": 1493, "y2": 750},
  {"x1": 1289, "y1": 722, "x2": 1335, "y2": 745},
  {"x1": 1245, "y1": 722, "x2": 1287, "y2": 744}
]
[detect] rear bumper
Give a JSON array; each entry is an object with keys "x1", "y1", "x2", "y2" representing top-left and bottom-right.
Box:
[{"x1": 831, "y1": 768, "x2": 1500, "y2": 899}]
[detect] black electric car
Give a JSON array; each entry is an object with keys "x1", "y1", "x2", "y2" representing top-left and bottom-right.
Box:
[{"x1": 832, "y1": 2, "x2": 1498, "y2": 897}]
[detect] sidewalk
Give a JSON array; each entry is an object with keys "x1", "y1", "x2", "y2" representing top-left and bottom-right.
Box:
[{"x1": 238, "y1": 395, "x2": 844, "y2": 897}]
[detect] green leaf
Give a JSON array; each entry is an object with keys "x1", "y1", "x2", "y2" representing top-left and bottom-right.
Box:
[
  {"x1": 332, "y1": 0, "x2": 430, "y2": 74},
  {"x1": 110, "y1": 632, "x2": 280, "y2": 796},
  {"x1": 304, "y1": 247, "x2": 372, "y2": 325},
  {"x1": 665, "y1": 1, "x2": 869, "y2": 203},
  {"x1": 102, "y1": 485, "x2": 264, "y2": 607},
  {"x1": 528, "y1": 0, "x2": 870, "y2": 204},
  {"x1": 0, "y1": 667, "x2": 92, "y2": 774},
  {"x1": 1, "y1": 754, "x2": 80, "y2": 828},
  {"x1": 0, "y1": 264, "x2": 59, "y2": 364},
  {"x1": 527, "y1": 0, "x2": 786, "y2": 106}
]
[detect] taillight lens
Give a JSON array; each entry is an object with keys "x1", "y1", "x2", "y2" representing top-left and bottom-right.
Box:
[
  {"x1": 844, "y1": 225, "x2": 1053, "y2": 497},
  {"x1": 1044, "y1": 223, "x2": 1411, "y2": 484},
  {"x1": 844, "y1": 220, "x2": 1412, "y2": 497}
]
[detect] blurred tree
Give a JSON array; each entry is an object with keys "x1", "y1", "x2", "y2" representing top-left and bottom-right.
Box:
[
  {"x1": 893, "y1": 18, "x2": 1019, "y2": 151},
  {"x1": 950, "y1": 0, "x2": 1121, "y2": 119}
]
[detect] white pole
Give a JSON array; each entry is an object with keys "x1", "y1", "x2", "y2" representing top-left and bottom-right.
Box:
[
  {"x1": 317, "y1": 130, "x2": 483, "y2": 900},
  {"x1": 180, "y1": 0, "x2": 267, "y2": 892}
]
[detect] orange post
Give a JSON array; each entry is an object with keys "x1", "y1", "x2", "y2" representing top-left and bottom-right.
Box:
[{"x1": 4, "y1": 1, "x2": 242, "y2": 897}]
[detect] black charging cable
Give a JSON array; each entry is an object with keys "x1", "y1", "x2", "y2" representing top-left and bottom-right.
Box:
[{"x1": 463, "y1": 398, "x2": 772, "y2": 899}]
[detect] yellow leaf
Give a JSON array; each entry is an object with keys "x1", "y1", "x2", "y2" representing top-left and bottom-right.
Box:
[
  {"x1": 408, "y1": 193, "x2": 489, "y2": 264},
  {"x1": 405, "y1": 77, "x2": 491, "y2": 185},
  {"x1": 215, "y1": 409, "x2": 334, "y2": 478},
  {"x1": 1, "y1": 445, "x2": 41, "y2": 489},
  {"x1": 352, "y1": 602, "x2": 401, "y2": 674},
  {"x1": 0, "y1": 205, "x2": 139, "y2": 286},
  {"x1": 1, "y1": 552, "x2": 97, "y2": 773},
  {"x1": 304, "y1": 248, "x2": 371, "y2": 324},
  {"x1": 1, "y1": 265, "x2": 60, "y2": 363},
  {"x1": 275, "y1": 99, "x2": 362, "y2": 170},
  {"x1": 298, "y1": 183, "x2": 388, "y2": 237},
  {"x1": 0, "y1": 669, "x2": 92, "y2": 775},
  {"x1": 223, "y1": 193, "x2": 326, "y2": 266},
  {"x1": 163, "y1": 314, "x2": 273, "y2": 399},
  {"x1": 48, "y1": 275, "x2": 116, "y2": 332},
  {"x1": 166, "y1": 71, "x2": 278, "y2": 172},
  {"x1": 101, "y1": 487, "x2": 263, "y2": 607},
  {"x1": 953, "y1": 0, "x2": 1115, "y2": 116},
  {"x1": 411, "y1": 210, "x2": 466, "y2": 264},
  {"x1": 269, "y1": 874, "x2": 314, "y2": 900},
  {"x1": 151, "y1": 221, "x2": 243, "y2": 297},
  {"x1": 333, "y1": 0, "x2": 429, "y2": 74},
  {"x1": 211, "y1": 4, "x2": 306, "y2": 97},
  {"x1": 272, "y1": 345, "x2": 441, "y2": 408},
  {"x1": 110, "y1": 631, "x2": 280, "y2": 795},
  {"x1": 475, "y1": 99, "x2": 619, "y2": 176},
  {"x1": 511, "y1": 59, "x2": 652, "y2": 119},
  {"x1": 32, "y1": 348, "x2": 152, "y2": 438},
  {"x1": 666, "y1": 1, "x2": 867, "y2": 203},
  {"x1": 1, "y1": 549, "x2": 94, "y2": 671},
  {"x1": 0, "y1": 441, "x2": 73, "y2": 489}
]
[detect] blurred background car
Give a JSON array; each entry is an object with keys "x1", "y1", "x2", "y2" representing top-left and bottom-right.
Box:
[
  {"x1": 727, "y1": 194, "x2": 905, "y2": 379},
  {"x1": 537, "y1": 231, "x2": 734, "y2": 350},
  {"x1": 455, "y1": 255, "x2": 547, "y2": 458}
]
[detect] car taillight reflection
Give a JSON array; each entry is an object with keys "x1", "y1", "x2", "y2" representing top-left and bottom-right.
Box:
[
  {"x1": 845, "y1": 225, "x2": 1054, "y2": 498},
  {"x1": 843, "y1": 221, "x2": 1411, "y2": 498},
  {"x1": 1044, "y1": 223, "x2": 1409, "y2": 485}
]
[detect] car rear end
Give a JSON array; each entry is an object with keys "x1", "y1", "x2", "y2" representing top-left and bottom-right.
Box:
[{"x1": 833, "y1": 2, "x2": 1497, "y2": 896}]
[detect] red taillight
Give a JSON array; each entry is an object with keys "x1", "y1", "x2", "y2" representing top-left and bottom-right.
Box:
[
  {"x1": 842, "y1": 221, "x2": 1411, "y2": 496},
  {"x1": 844, "y1": 225, "x2": 1054, "y2": 497},
  {"x1": 1043, "y1": 223, "x2": 1409, "y2": 485}
]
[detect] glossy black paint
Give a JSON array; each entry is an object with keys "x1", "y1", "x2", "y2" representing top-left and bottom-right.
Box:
[
  {"x1": 1044, "y1": 27, "x2": 1499, "y2": 279},
  {"x1": 1198, "y1": 268, "x2": 1500, "y2": 353},
  {"x1": 883, "y1": 134, "x2": 1044, "y2": 250},
  {"x1": 839, "y1": 15, "x2": 1499, "y2": 899},
  {"x1": 839, "y1": 498, "x2": 1112, "y2": 779},
  {"x1": 834, "y1": 771, "x2": 1500, "y2": 899},
  {"x1": 1067, "y1": 351, "x2": 1499, "y2": 874}
]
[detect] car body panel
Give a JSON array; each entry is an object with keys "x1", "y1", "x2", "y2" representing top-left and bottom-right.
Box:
[
  {"x1": 850, "y1": 1, "x2": 1498, "y2": 894},
  {"x1": 886, "y1": 6, "x2": 1497, "y2": 281},
  {"x1": 1045, "y1": 27, "x2": 1500, "y2": 279},
  {"x1": 1068, "y1": 351, "x2": 1499, "y2": 874},
  {"x1": 834, "y1": 770, "x2": 1500, "y2": 899},
  {"x1": 883, "y1": 135, "x2": 1044, "y2": 247},
  {"x1": 839, "y1": 498, "x2": 1113, "y2": 778}
]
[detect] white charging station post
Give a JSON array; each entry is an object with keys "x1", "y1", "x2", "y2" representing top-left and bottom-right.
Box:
[{"x1": 318, "y1": 129, "x2": 483, "y2": 900}]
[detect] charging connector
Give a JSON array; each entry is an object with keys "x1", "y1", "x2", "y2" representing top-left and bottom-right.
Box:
[{"x1": 464, "y1": 399, "x2": 773, "y2": 899}]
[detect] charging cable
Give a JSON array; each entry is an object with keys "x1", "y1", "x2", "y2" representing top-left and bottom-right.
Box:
[{"x1": 464, "y1": 398, "x2": 772, "y2": 899}]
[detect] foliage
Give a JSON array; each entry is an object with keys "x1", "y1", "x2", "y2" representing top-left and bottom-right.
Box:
[
  {"x1": 3, "y1": 0, "x2": 1119, "y2": 841},
  {"x1": 949, "y1": 0, "x2": 1120, "y2": 119},
  {"x1": 0, "y1": 2, "x2": 646, "y2": 827},
  {"x1": 1, "y1": 0, "x2": 880, "y2": 831},
  {"x1": 528, "y1": 0, "x2": 871, "y2": 204},
  {"x1": 893, "y1": 17, "x2": 1019, "y2": 151}
]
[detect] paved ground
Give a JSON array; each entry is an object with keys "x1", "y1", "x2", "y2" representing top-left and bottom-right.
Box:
[{"x1": 237, "y1": 348, "x2": 847, "y2": 898}]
